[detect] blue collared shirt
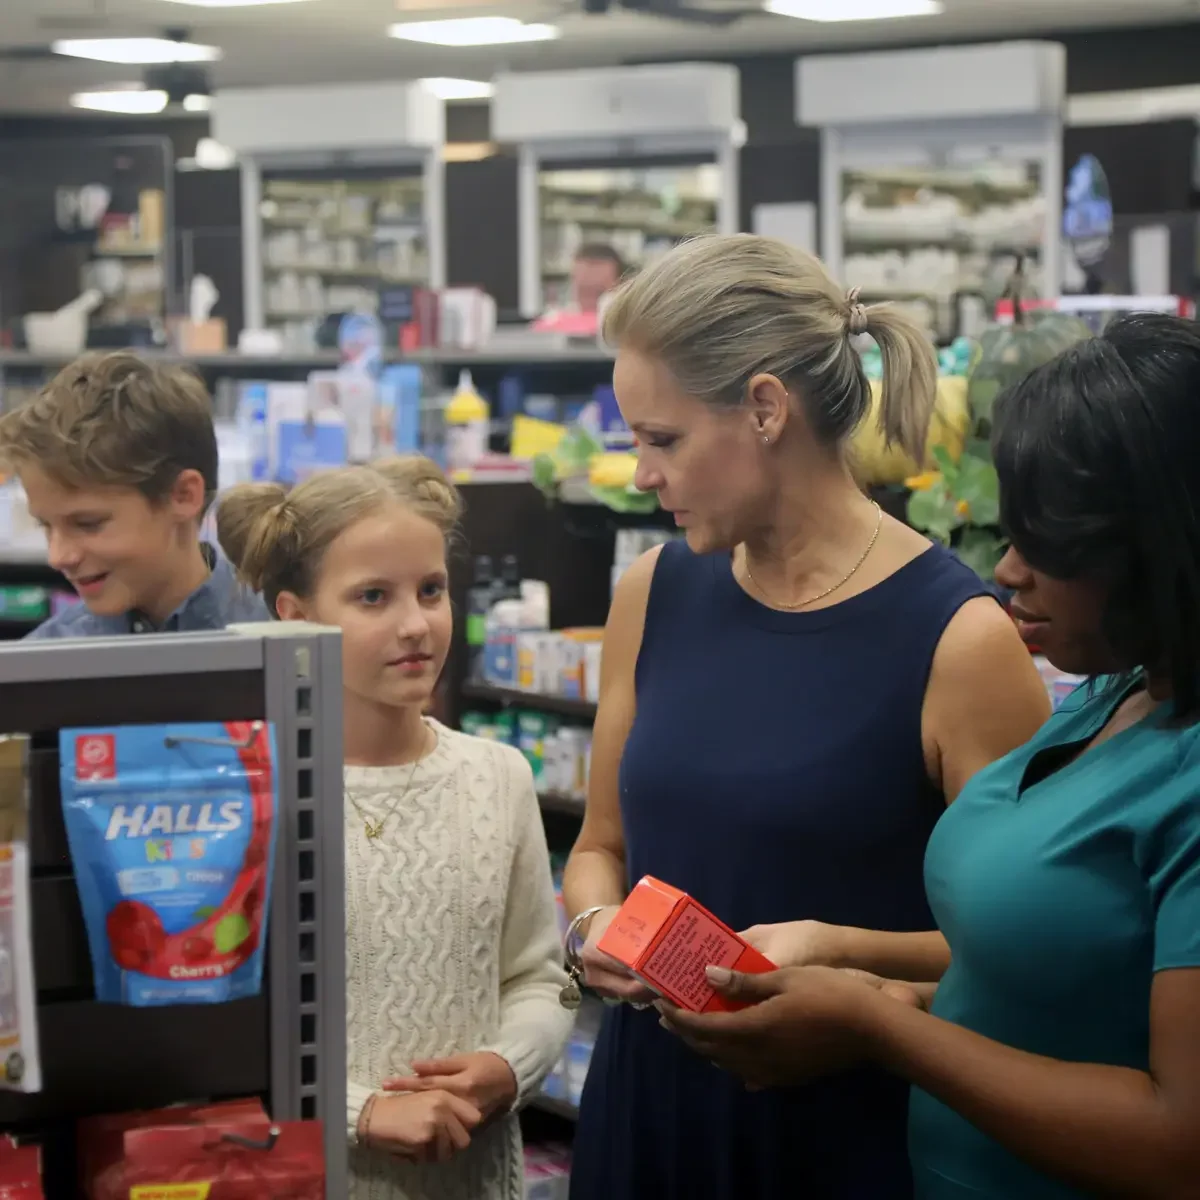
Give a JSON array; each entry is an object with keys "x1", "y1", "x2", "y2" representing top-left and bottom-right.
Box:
[{"x1": 25, "y1": 546, "x2": 269, "y2": 639}]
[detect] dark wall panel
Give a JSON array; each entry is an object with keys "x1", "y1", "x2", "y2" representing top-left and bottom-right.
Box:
[
  {"x1": 0, "y1": 116, "x2": 208, "y2": 161},
  {"x1": 446, "y1": 102, "x2": 491, "y2": 144},
  {"x1": 1060, "y1": 23, "x2": 1200, "y2": 94},
  {"x1": 1064, "y1": 120, "x2": 1196, "y2": 215},
  {"x1": 173, "y1": 166, "x2": 244, "y2": 334},
  {"x1": 445, "y1": 154, "x2": 521, "y2": 313},
  {"x1": 738, "y1": 132, "x2": 821, "y2": 235}
]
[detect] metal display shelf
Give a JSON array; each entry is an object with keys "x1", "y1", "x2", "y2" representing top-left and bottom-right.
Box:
[{"x1": 0, "y1": 623, "x2": 346, "y2": 1198}]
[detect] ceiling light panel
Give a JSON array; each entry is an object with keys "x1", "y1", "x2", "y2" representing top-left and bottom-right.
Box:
[
  {"x1": 72, "y1": 89, "x2": 169, "y2": 114},
  {"x1": 154, "y1": 0, "x2": 316, "y2": 6},
  {"x1": 53, "y1": 38, "x2": 222, "y2": 64},
  {"x1": 388, "y1": 17, "x2": 559, "y2": 46},
  {"x1": 421, "y1": 77, "x2": 495, "y2": 99},
  {"x1": 765, "y1": 0, "x2": 942, "y2": 19},
  {"x1": 153, "y1": 0, "x2": 314, "y2": 6}
]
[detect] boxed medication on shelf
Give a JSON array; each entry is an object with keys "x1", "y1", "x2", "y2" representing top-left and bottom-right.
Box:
[
  {"x1": 502, "y1": 626, "x2": 603, "y2": 702},
  {"x1": 1034, "y1": 655, "x2": 1085, "y2": 709},
  {"x1": 612, "y1": 528, "x2": 681, "y2": 595},
  {"x1": 483, "y1": 582, "x2": 550, "y2": 687},
  {"x1": 461, "y1": 712, "x2": 592, "y2": 801},
  {"x1": 524, "y1": 1144, "x2": 571, "y2": 1200},
  {"x1": 0, "y1": 1136, "x2": 42, "y2": 1198},
  {"x1": 599, "y1": 876, "x2": 775, "y2": 1013}
]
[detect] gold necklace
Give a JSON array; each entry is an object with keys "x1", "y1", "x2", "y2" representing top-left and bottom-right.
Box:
[
  {"x1": 743, "y1": 502, "x2": 884, "y2": 611},
  {"x1": 345, "y1": 723, "x2": 433, "y2": 841}
]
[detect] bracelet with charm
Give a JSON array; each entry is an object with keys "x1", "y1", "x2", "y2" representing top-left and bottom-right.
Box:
[{"x1": 559, "y1": 904, "x2": 607, "y2": 1011}]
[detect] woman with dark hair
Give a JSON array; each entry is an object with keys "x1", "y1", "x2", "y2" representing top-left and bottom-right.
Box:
[{"x1": 658, "y1": 311, "x2": 1200, "y2": 1198}]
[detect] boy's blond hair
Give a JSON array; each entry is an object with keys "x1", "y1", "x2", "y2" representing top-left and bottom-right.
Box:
[{"x1": 0, "y1": 351, "x2": 219, "y2": 508}]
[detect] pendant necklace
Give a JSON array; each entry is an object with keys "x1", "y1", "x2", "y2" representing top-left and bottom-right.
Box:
[
  {"x1": 345, "y1": 722, "x2": 432, "y2": 842},
  {"x1": 743, "y1": 502, "x2": 883, "y2": 611}
]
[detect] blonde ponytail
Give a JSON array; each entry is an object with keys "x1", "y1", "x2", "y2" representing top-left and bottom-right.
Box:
[
  {"x1": 602, "y1": 233, "x2": 939, "y2": 465},
  {"x1": 862, "y1": 304, "x2": 939, "y2": 465}
]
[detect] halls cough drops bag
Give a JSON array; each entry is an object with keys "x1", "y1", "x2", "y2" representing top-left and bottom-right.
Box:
[{"x1": 59, "y1": 722, "x2": 278, "y2": 1007}]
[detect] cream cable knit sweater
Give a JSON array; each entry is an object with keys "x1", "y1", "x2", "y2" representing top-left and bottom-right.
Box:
[{"x1": 342, "y1": 720, "x2": 573, "y2": 1200}]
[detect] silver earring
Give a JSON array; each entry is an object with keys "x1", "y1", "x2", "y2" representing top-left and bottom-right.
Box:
[{"x1": 762, "y1": 435, "x2": 770, "y2": 445}]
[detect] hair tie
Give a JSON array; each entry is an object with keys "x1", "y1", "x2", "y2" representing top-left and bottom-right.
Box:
[
  {"x1": 845, "y1": 286, "x2": 869, "y2": 336},
  {"x1": 270, "y1": 496, "x2": 296, "y2": 541}
]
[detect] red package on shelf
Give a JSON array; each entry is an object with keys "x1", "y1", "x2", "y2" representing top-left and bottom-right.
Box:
[
  {"x1": 93, "y1": 1120, "x2": 323, "y2": 1200},
  {"x1": 78, "y1": 1098, "x2": 268, "y2": 1197},
  {"x1": 0, "y1": 1136, "x2": 42, "y2": 1198}
]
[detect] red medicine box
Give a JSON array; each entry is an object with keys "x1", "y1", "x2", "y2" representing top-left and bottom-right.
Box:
[{"x1": 597, "y1": 876, "x2": 777, "y2": 1013}]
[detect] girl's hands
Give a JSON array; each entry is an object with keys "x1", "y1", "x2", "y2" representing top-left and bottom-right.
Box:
[
  {"x1": 382, "y1": 1052, "x2": 518, "y2": 1122},
  {"x1": 579, "y1": 906, "x2": 657, "y2": 1005},
  {"x1": 358, "y1": 1090, "x2": 482, "y2": 1163}
]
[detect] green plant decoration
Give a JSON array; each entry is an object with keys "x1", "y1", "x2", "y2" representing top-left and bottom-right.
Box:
[
  {"x1": 905, "y1": 258, "x2": 1092, "y2": 581},
  {"x1": 531, "y1": 426, "x2": 659, "y2": 515},
  {"x1": 531, "y1": 426, "x2": 602, "y2": 499}
]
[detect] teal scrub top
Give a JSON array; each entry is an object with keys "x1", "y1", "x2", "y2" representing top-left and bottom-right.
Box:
[{"x1": 909, "y1": 677, "x2": 1200, "y2": 1198}]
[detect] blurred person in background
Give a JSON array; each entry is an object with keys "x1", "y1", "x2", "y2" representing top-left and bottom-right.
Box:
[
  {"x1": 570, "y1": 243, "x2": 625, "y2": 315},
  {"x1": 534, "y1": 243, "x2": 625, "y2": 335}
]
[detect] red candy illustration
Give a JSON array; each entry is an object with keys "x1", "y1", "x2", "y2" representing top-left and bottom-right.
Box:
[
  {"x1": 106, "y1": 900, "x2": 167, "y2": 971},
  {"x1": 182, "y1": 935, "x2": 212, "y2": 963}
]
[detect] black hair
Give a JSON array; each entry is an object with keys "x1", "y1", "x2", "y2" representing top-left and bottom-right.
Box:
[
  {"x1": 574, "y1": 242, "x2": 625, "y2": 275},
  {"x1": 993, "y1": 311, "x2": 1200, "y2": 718}
]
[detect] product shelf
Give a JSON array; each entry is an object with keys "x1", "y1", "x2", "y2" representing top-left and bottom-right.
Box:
[
  {"x1": 0, "y1": 345, "x2": 614, "y2": 373},
  {"x1": 0, "y1": 624, "x2": 346, "y2": 1198},
  {"x1": 537, "y1": 791, "x2": 587, "y2": 817},
  {"x1": 529, "y1": 1094, "x2": 578, "y2": 1121},
  {"x1": 460, "y1": 682, "x2": 596, "y2": 721}
]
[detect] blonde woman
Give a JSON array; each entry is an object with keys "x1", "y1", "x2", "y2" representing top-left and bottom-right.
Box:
[
  {"x1": 562, "y1": 235, "x2": 1050, "y2": 1200},
  {"x1": 218, "y1": 458, "x2": 573, "y2": 1200}
]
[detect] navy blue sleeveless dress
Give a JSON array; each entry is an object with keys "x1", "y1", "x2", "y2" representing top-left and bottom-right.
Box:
[{"x1": 569, "y1": 540, "x2": 990, "y2": 1200}]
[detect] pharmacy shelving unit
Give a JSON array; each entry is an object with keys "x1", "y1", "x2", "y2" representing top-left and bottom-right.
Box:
[
  {"x1": 212, "y1": 83, "x2": 446, "y2": 346},
  {"x1": 0, "y1": 623, "x2": 346, "y2": 1197},
  {"x1": 799, "y1": 41, "x2": 1066, "y2": 343},
  {"x1": 0, "y1": 343, "x2": 615, "y2": 417},
  {"x1": 492, "y1": 64, "x2": 743, "y2": 318}
]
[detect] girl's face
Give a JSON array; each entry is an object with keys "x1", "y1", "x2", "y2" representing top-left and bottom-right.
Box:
[{"x1": 281, "y1": 503, "x2": 452, "y2": 712}]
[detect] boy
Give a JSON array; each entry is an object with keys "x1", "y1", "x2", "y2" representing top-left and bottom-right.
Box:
[{"x1": 0, "y1": 351, "x2": 268, "y2": 638}]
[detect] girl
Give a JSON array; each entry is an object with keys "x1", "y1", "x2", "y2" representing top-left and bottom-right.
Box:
[{"x1": 217, "y1": 457, "x2": 573, "y2": 1200}]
